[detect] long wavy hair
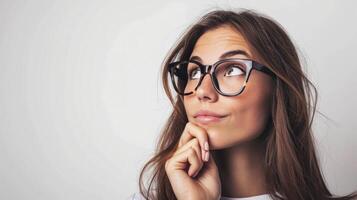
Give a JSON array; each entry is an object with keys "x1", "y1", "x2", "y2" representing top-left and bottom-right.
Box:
[{"x1": 137, "y1": 9, "x2": 357, "y2": 200}]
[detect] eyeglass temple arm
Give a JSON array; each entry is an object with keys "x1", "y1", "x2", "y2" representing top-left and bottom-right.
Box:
[
  {"x1": 253, "y1": 62, "x2": 275, "y2": 77},
  {"x1": 170, "y1": 64, "x2": 186, "y2": 77}
]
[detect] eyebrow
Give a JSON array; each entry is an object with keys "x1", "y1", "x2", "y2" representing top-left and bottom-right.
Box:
[{"x1": 189, "y1": 49, "x2": 250, "y2": 62}]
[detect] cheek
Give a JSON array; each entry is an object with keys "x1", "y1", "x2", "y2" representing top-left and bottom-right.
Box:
[
  {"x1": 208, "y1": 102, "x2": 271, "y2": 149},
  {"x1": 236, "y1": 74, "x2": 273, "y2": 135},
  {"x1": 235, "y1": 103, "x2": 271, "y2": 137},
  {"x1": 209, "y1": 80, "x2": 273, "y2": 149}
]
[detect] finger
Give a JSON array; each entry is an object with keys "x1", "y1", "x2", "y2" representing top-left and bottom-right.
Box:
[
  {"x1": 178, "y1": 122, "x2": 210, "y2": 161},
  {"x1": 170, "y1": 147, "x2": 203, "y2": 177},
  {"x1": 173, "y1": 138, "x2": 202, "y2": 161},
  {"x1": 204, "y1": 151, "x2": 218, "y2": 176}
]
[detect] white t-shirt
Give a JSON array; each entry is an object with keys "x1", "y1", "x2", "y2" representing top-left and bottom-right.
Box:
[
  {"x1": 129, "y1": 193, "x2": 272, "y2": 200},
  {"x1": 221, "y1": 193, "x2": 272, "y2": 200}
]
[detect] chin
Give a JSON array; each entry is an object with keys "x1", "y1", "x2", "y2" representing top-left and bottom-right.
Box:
[
  {"x1": 206, "y1": 127, "x2": 263, "y2": 150},
  {"x1": 205, "y1": 128, "x2": 236, "y2": 150}
]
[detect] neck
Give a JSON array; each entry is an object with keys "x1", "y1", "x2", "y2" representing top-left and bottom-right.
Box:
[{"x1": 212, "y1": 138, "x2": 268, "y2": 198}]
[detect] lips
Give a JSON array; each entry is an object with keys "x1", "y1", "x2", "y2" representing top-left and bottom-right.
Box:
[
  {"x1": 194, "y1": 110, "x2": 226, "y2": 118},
  {"x1": 193, "y1": 110, "x2": 227, "y2": 125}
]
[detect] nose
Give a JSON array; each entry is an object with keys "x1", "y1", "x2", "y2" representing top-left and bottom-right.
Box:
[{"x1": 194, "y1": 73, "x2": 219, "y2": 102}]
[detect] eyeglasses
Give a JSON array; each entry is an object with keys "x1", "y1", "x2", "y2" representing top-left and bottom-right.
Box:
[{"x1": 168, "y1": 58, "x2": 275, "y2": 97}]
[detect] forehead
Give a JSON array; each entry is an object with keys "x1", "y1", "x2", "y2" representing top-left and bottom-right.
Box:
[{"x1": 190, "y1": 25, "x2": 252, "y2": 62}]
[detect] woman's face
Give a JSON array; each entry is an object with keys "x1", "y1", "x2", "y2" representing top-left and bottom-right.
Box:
[{"x1": 183, "y1": 25, "x2": 274, "y2": 150}]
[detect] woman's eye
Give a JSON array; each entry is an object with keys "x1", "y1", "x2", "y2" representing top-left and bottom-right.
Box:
[
  {"x1": 189, "y1": 68, "x2": 201, "y2": 79},
  {"x1": 224, "y1": 66, "x2": 244, "y2": 77}
]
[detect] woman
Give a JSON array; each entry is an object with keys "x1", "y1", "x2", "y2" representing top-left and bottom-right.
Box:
[{"x1": 131, "y1": 9, "x2": 357, "y2": 200}]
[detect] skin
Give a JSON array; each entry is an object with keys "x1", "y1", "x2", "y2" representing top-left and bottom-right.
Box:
[{"x1": 165, "y1": 24, "x2": 274, "y2": 199}]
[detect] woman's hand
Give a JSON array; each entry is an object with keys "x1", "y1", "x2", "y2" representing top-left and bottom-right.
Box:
[{"x1": 164, "y1": 122, "x2": 221, "y2": 200}]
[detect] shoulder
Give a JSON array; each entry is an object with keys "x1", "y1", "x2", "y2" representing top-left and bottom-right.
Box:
[{"x1": 128, "y1": 192, "x2": 146, "y2": 200}]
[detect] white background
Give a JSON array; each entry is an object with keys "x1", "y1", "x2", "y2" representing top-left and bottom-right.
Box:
[{"x1": 0, "y1": 0, "x2": 356, "y2": 199}]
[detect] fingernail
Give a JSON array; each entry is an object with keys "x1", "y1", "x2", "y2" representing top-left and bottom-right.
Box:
[
  {"x1": 204, "y1": 141, "x2": 209, "y2": 151},
  {"x1": 205, "y1": 151, "x2": 209, "y2": 162},
  {"x1": 201, "y1": 149, "x2": 205, "y2": 161}
]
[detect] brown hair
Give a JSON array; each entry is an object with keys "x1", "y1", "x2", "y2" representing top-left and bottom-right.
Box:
[{"x1": 137, "y1": 9, "x2": 357, "y2": 200}]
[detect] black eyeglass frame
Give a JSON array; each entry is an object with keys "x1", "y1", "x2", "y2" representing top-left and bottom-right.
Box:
[{"x1": 168, "y1": 58, "x2": 275, "y2": 97}]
